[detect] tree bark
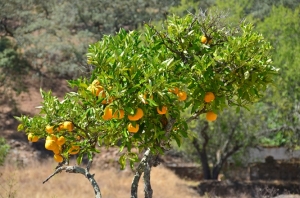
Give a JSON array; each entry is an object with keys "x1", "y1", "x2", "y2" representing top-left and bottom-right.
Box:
[
  {"x1": 131, "y1": 148, "x2": 152, "y2": 198},
  {"x1": 144, "y1": 162, "x2": 153, "y2": 198},
  {"x1": 193, "y1": 137, "x2": 212, "y2": 180},
  {"x1": 212, "y1": 164, "x2": 222, "y2": 180},
  {"x1": 130, "y1": 117, "x2": 176, "y2": 198}
]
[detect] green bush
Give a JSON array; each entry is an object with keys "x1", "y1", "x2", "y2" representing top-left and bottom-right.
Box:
[{"x1": 0, "y1": 137, "x2": 9, "y2": 166}]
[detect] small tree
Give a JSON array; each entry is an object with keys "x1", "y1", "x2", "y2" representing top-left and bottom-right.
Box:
[{"x1": 16, "y1": 11, "x2": 277, "y2": 198}]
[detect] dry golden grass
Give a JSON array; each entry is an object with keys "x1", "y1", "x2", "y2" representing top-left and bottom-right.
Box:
[{"x1": 0, "y1": 160, "x2": 201, "y2": 198}]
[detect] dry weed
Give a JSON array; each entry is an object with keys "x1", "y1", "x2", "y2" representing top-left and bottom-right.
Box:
[{"x1": 0, "y1": 160, "x2": 200, "y2": 198}]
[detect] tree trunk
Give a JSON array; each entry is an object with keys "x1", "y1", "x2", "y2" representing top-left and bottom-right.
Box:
[
  {"x1": 192, "y1": 122, "x2": 212, "y2": 180},
  {"x1": 212, "y1": 163, "x2": 222, "y2": 180},
  {"x1": 199, "y1": 149, "x2": 212, "y2": 180}
]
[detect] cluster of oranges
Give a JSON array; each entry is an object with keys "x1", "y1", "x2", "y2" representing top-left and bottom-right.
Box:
[
  {"x1": 87, "y1": 81, "x2": 189, "y2": 133},
  {"x1": 27, "y1": 121, "x2": 80, "y2": 163},
  {"x1": 168, "y1": 87, "x2": 187, "y2": 101},
  {"x1": 87, "y1": 79, "x2": 217, "y2": 133}
]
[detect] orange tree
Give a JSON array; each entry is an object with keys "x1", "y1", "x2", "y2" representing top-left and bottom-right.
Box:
[{"x1": 16, "y1": 12, "x2": 277, "y2": 198}]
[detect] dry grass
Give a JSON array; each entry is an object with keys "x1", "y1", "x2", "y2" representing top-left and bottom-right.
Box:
[{"x1": 0, "y1": 160, "x2": 201, "y2": 198}]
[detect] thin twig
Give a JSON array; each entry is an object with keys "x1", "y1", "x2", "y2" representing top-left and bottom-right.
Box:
[
  {"x1": 186, "y1": 108, "x2": 206, "y2": 123},
  {"x1": 43, "y1": 166, "x2": 66, "y2": 184},
  {"x1": 43, "y1": 160, "x2": 102, "y2": 198}
]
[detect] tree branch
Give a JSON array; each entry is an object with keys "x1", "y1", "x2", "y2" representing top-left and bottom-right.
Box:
[
  {"x1": 144, "y1": 162, "x2": 153, "y2": 198},
  {"x1": 131, "y1": 148, "x2": 152, "y2": 198},
  {"x1": 222, "y1": 143, "x2": 242, "y2": 162},
  {"x1": 200, "y1": 122, "x2": 209, "y2": 149},
  {"x1": 43, "y1": 160, "x2": 102, "y2": 198},
  {"x1": 131, "y1": 117, "x2": 176, "y2": 198},
  {"x1": 186, "y1": 108, "x2": 206, "y2": 123},
  {"x1": 221, "y1": 120, "x2": 239, "y2": 155}
]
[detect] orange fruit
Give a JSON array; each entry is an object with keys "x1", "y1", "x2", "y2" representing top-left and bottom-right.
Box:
[
  {"x1": 87, "y1": 80, "x2": 104, "y2": 96},
  {"x1": 45, "y1": 140, "x2": 59, "y2": 151},
  {"x1": 45, "y1": 125, "x2": 54, "y2": 134},
  {"x1": 177, "y1": 91, "x2": 187, "y2": 101},
  {"x1": 56, "y1": 124, "x2": 64, "y2": 132},
  {"x1": 142, "y1": 94, "x2": 153, "y2": 104},
  {"x1": 92, "y1": 79, "x2": 100, "y2": 86},
  {"x1": 128, "y1": 108, "x2": 144, "y2": 121},
  {"x1": 28, "y1": 133, "x2": 39, "y2": 142},
  {"x1": 168, "y1": 87, "x2": 179, "y2": 94},
  {"x1": 63, "y1": 121, "x2": 74, "y2": 132},
  {"x1": 56, "y1": 136, "x2": 66, "y2": 146},
  {"x1": 52, "y1": 146, "x2": 61, "y2": 154},
  {"x1": 127, "y1": 123, "x2": 139, "y2": 133},
  {"x1": 54, "y1": 154, "x2": 63, "y2": 163},
  {"x1": 46, "y1": 135, "x2": 57, "y2": 142},
  {"x1": 201, "y1": 36, "x2": 207, "y2": 44},
  {"x1": 157, "y1": 106, "x2": 167, "y2": 115},
  {"x1": 102, "y1": 107, "x2": 114, "y2": 120},
  {"x1": 204, "y1": 92, "x2": 215, "y2": 103},
  {"x1": 113, "y1": 109, "x2": 125, "y2": 119},
  {"x1": 206, "y1": 111, "x2": 217, "y2": 121},
  {"x1": 68, "y1": 145, "x2": 80, "y2": 155},
  {"x1": 100, "y1": 92, "x2": 114, "y2": 104}
]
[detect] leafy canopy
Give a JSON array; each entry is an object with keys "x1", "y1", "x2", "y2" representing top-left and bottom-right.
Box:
[{"x1": 16, "y1": 12, "x2": 277, "y2": 168}]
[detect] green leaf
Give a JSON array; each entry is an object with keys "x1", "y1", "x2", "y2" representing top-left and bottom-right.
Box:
[
  {"x1": 77, "y1": 154, "x2": 83, "y2": 165},
  {"x1": 118, "y1": 154, "x2": 126, "y2": 170}
]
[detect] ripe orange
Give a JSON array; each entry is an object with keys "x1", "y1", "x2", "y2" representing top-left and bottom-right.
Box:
[
  {"x1": 157, "y1": 106, "x2": 167, "y2": 115},
  {"x1": 168, "y1": 87, "x2": 179, "y2": 94},
  {"x1": 177, "y1": 91, "x2": 187, "y2": 101},
  {"x1": 52, "y1": 146, "x2": 61, "y2": 155},
  {"x1": 54, "y1": 154, "x2": 63, "y2": 163},
  {"x1": 63, "y1": 121, "x2": 74, "y2": 132},
  {"x1": 102, "y1": 107, "x2": 114, "y2": 120},
  {"x1": 142, "y1": 94, "x2": 153, "y2": 104},
  {"x1": 56, "y1": 136, "x2": 66, "y2": 146},
  {"x1": 57, "y1": 124, "x2": 64, "y2": 132},
  {"x1": 92, "y1": 79, "x2": 100, "y2": 86},
  {"x1": 28, "y1": 133, "x2": 39, "y2": 142},
  {"x1": 87, "y1": 80, "x2": 104, "y2": 96},
  {"x1": 206, "y1": 111, "x2": 217, "y2": 121},
  {"x1": 46, "y1": 135, "x2": 58, "y2": 142},
  {"x1": 68, "y1": 145, "x2": 80, "y2": 155},
  {"x1": 113, "y1": 109, "x2": 125, "y2": 119},
  {"x1": 204, "y1": 92, "x2": 215, "y2": 103},
  {"x1": 45, "y1": 125, "x2": 54, "y2": 134},
  {"x1": 201, "y1": 36, "x2": 208, "y2": 44},
  {"x1": 128, "y1": 108, "x2": 144, "y2": 121},
  {"x1": 87, "y1": 82, "x2": 104, "y2": 96},
  {"x1": 127, "y1": 123, "x2": 139, "y2": 133},
  {"x1": 45, "y1": 140, "x2": 59, "y2": 151}
]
